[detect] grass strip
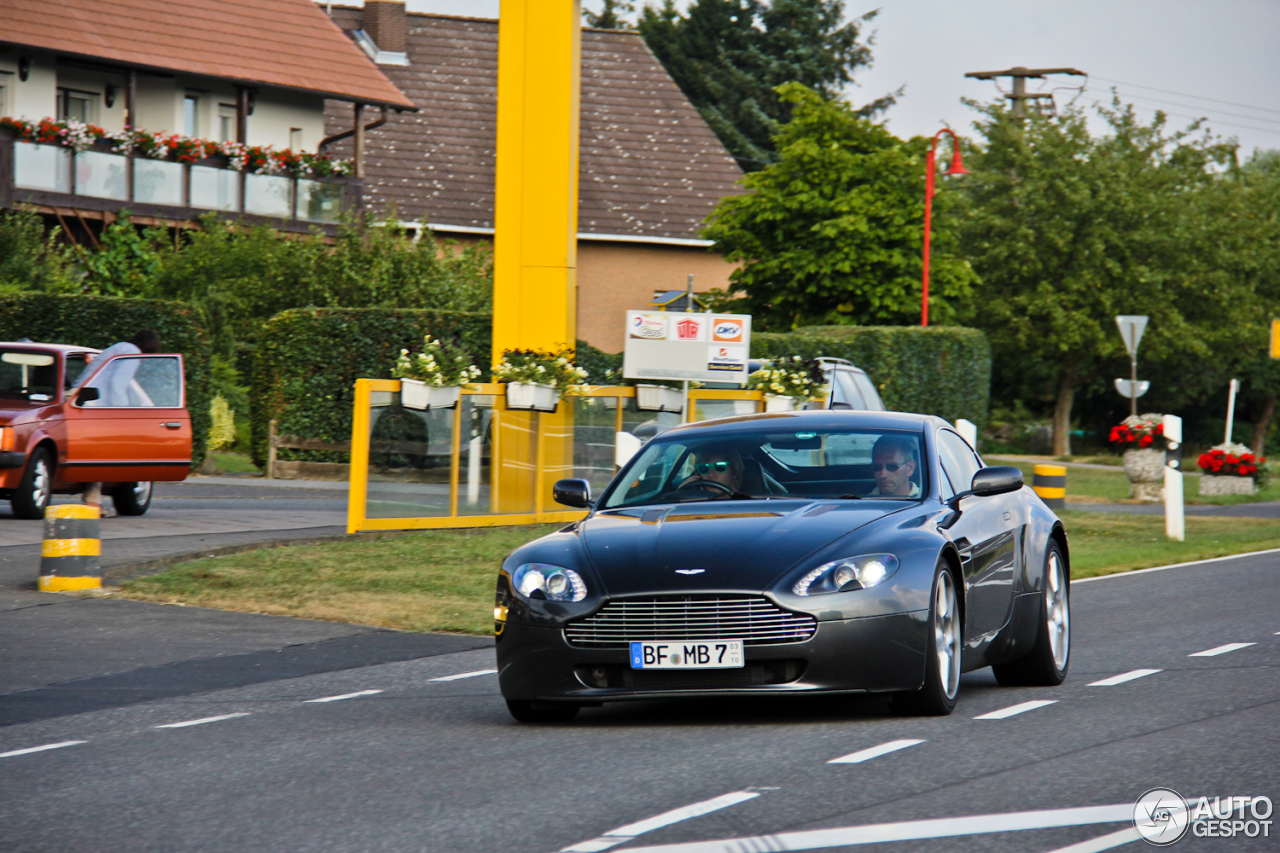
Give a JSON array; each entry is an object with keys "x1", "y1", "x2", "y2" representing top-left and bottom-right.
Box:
[
  {"x1": 117, "y1": 511, "x2": 1280, "y2": 635},
  {"x1": 1061, "y1": 510, "x2": 1280, "y2": 578},
  {"x1": 119, "y1": 525, "x2": 560, "y2": 635}
]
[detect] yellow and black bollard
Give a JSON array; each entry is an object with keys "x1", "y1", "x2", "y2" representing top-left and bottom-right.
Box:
[
  {"x1": 39, "y1": 505, "x2": 102, "y2": 592},
  {"x1": 1032, "y1": 464, "x2": 1067, "y2": 510}
]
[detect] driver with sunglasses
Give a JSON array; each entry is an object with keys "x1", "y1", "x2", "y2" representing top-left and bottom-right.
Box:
[
  {"x1": 869, "y1": 434, "x2": 919, "y2": 497},
  {"x1": 681, "y1": 447, "x2": 744, "y2": 494}
]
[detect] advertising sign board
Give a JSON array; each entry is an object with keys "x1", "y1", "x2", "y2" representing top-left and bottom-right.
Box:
[{"x1": 623, "y1": 311, "x2": 752, "y2": 384}]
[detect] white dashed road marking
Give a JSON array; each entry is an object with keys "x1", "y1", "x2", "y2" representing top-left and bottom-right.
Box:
[
  {"x1": 974, "y1": 700, "x2": 1058, "y2": 720},
  {"x1": 1189, "y1": 643, "x2": 1256, "y2": 657},
  {"x1": 155, "y1": 713, "x2": 250, "y2": 729},
  {"x1": 429, "y1": 669, "x2": 497, "y2": 682},
  {"x1": 1088, "y1": 669, "x2": 1161, "y2": 687},
  {"x1": 618, "y1": 802, "x2": 1135, "y2": 853},
  {"x1": 0, "y1": 740, "x2": 87, "y2": 759},
  {"x1": 560, "y1": 791, "x2": 761, "y2": 853},
  {"x1": 828, "y1": 739, "x2": 925, "y2": 764},
  {"x1": 305, "y1": 689, "x2": 384, "y2": 703}
]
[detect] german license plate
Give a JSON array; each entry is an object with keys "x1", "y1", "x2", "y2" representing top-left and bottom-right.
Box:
[{"x1": 629, "y1": 640, "x2": 744, "y2": 669}]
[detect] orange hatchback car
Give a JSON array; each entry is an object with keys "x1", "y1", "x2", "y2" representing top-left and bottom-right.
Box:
[{"x1": 0, "y1": 342, "x2": 193, "y2": 519}]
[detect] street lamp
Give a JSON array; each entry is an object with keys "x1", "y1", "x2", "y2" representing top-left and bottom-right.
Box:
[{"x1": 921, "y1": 128, "x2": 968, "y2": 327}]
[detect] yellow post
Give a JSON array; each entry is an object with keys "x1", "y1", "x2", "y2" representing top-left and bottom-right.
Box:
[
  {"x1": 492, "y1": 2, "x2": 582, "y2": 512},
  {"x1": 492, "y1": 0, "x2": 582, "y2": 362}
]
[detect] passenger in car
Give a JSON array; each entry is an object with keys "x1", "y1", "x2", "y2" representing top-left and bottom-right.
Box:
[{"x1": 869, "y1": 434, "x2": 920, "y2": 498}]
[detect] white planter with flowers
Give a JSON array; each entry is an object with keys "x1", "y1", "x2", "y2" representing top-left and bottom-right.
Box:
[
  {"x1": 506, "y1": 382, "x2": 561, "y2": 412},
  {"x1": 391, "y1": 335, "x2": 481, "y2": 411},
  {"x1": 399, "y1": 380, "x2": 461, "y2": 411},
  {"x1": 635, "y1": 384, "x2": 684, "y2": 413},
  {"x1": 1196, "y1": 443, "x2": 1265, "y2": 497},
  {"x1": 764, "y1": 394, "x2": 797, "y2": 412},
  {"x1": 493, "y1": 348, "x2": 589, "y2": 413}
]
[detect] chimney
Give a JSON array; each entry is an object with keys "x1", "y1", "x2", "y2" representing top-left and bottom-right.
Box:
[{"x1": 363, "y1": 0, "x2": 407, "y2": 54}]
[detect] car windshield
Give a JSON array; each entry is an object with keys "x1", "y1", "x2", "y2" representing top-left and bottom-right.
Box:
[
  {"x1": 0, "y1": 348, "x2": 58, "y2": 402},
  {"x1": 601, "y1": 427, "x2": 927, "y2": 509}
]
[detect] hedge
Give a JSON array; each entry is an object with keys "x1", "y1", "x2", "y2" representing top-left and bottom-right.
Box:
[
  {"x1": 250, "y1": 308, "x2": 491, "y2": 466},
  {"x1": 0, "y1": 293, "x2": 213, "y2": 466},
  {"x1": 753, "y1": 325, "x2": 991, "y2": 430},
  {"x1": 249, "y1": 311, "x2": 990, "y2": 466}
]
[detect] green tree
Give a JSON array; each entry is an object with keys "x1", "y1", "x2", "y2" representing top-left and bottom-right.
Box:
[
  {"x1": 78, "y1": 211, "x2": 169, "y2": 296},
  {"x1": 0, "y1": 208, "x2": 76, "y2": 293},
  {"x1": 702, "y1": 83, "x2": 975, "y2": 330},
  {"x1": 955, "y1": 100, "x2": 1241, "y2": 455},
  {"x1": 638, "y1": 0, "x2": 892, "y2": 170},
  {"x1": 583, "y1": 0, "x2": 634, "y2": 28}
]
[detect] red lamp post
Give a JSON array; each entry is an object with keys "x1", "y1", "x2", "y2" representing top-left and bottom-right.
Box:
[{"x1": 921, "y1": 128, "x2": 968, "y2": 326}]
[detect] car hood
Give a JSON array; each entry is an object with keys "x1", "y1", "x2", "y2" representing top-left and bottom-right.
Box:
[
  {"x1": 0, "y1": 399, "x2": 54, "y2": 424},
  {"x1": 578, "y1": 500, "x2": 908, "y2": 596}
]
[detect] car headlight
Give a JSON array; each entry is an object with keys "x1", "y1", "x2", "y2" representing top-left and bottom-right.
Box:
[
  {"x1": 792, "y1": 554, "x2": 900, "y2": 596},
  {"x1": 511, "y1": 563, "x2": 588, "y2": 602}
]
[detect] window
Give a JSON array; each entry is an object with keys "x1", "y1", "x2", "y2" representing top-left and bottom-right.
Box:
[
  {"x1": 290, "y1": 127, "x2": 303, "y2": 150},
  {"x1": 57, "y1": 88, "x2": 97, "y2": 123},
  {"x1": 63, "y1": 354, "x2": 90, "y2": 390},
  {"x1": 184, "y1": 94, "x2": 199, "y2": 137},
  {"x1": 217, "y1": 104, "x2": 236, "y2": 141},
  {"x1": 936, "y1": 430, "x2": 982, "y2": 495},
  {"x1": 80, "y1": 356, "x2": 182, "y2": 408}
]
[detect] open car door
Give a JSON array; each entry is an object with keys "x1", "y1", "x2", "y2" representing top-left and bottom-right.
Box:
[{"x1": 61, "y1": 354, "x2": 192, "y2": 483}]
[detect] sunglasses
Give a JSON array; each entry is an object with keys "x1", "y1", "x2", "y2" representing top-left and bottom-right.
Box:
[
  {"x1": 872, "y1": 462, "x2": 907, "y2": 473},
  {"x1": 695, "y1": 461, "x2": 730, "y2": 474}
]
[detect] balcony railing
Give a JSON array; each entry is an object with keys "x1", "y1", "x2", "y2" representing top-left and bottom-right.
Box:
[{"x1": 1, "y1": 134, "x2": 359, "y2": 229}]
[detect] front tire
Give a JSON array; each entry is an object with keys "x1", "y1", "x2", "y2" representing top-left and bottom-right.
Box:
[
  {"x1": 11, "y1": 448, "x2": 53, "y2": 520},
  {"x1": 892, "y1": 562, "x2": 961, "y2": 716},
  {"x1": 112, "y1": 481, "x2": 153, "y2": 516},
  {"x1": 993, "y1": 541, "x2": 1070, "y2": 687},
  {"x1": 505, "y1": 700, "x2": 580, "y2": 723}
]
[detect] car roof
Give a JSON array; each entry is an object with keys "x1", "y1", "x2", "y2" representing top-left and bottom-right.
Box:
[
  {"x1": 0, "y1": 341, "x2": 100, "y2": 354},
  {"x1": 662, "y1": 409, "x2": 947, "y2": 436}
]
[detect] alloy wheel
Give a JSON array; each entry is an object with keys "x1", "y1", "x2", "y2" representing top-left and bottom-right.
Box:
[
  {"x1": 1045, "y1": 550, "x2": 1070, "y2": 671},
  {"x1": 31, "y1": 458, "x2": 51, "y2": 508},
  {"x1": 934, "y1": 572, "x2": 961, "y2": 699}
]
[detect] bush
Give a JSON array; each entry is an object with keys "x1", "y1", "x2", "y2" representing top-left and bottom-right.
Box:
[
  {"x1": 0, "y1": 293, "x2": 213, "y2": 465},
  {"x1": 752, "y1": 325, "x2": 991, "y2": 430},
  {"x1": 250, "y1": 308, "x2": 491, "y2": 466}
]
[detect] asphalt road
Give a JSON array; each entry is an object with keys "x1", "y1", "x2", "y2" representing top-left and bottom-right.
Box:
[{"x1": 1, "y1": 548, "x2": 1276, "y2": 853}]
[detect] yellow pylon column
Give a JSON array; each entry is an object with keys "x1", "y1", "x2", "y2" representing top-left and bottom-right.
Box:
[
  {"x1": 492, "y1": 0, "x2": 581, "y2": 361},
  {"x1": 491, "y1": 1, "x2": 582, "y2": 514}
]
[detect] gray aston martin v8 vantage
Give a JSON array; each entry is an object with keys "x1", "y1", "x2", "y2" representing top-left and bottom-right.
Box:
[{"x1": 494, "y1": 411, "x2": 1070, "y2": 723}]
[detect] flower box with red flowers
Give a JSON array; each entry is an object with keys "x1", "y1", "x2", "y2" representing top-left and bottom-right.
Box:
[
  {"x1": 1108, "y1": 414, "x2": 1164, "y2": 448},
  {"x1": 1197, "y1": 447, "x2": 1265, "y2": 480}
]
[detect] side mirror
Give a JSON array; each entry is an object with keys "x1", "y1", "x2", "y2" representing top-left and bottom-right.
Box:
[
  {"x1": 75, "y1": 386, "x2": 100, "y2": 406},
  {"x1": 947, "y1": 466, "x2": 1023, "y2": 510},
  {"x1": 553, "y1": 478, "x2": 592, "y2": 508}
]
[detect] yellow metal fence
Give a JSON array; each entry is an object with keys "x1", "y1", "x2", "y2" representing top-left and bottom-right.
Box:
[{"x1": 346, "y1": 381, "x2": 765, "y2": 533}]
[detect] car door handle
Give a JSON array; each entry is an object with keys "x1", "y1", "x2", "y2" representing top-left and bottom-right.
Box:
[{"x1": 160, "y1": 422, "x2": 182, "y2": 429}]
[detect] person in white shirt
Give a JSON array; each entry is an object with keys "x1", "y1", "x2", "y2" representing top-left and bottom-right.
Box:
[{"x1": 869, "y1": 434, "x2": 921, "y2": 498}]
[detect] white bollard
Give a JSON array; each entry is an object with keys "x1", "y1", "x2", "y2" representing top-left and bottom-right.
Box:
[
  {"x1": 954, "y1": 418, "x2": 978, "y2": 450},
  {"x1": 1163, "y1": 414, "x2": 1185, "y2": 542}
]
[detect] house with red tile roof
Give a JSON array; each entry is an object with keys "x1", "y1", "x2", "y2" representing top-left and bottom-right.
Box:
[
  {"x1": 323, "y1": 3, "x2": 744, "y2": 352},
  {"x1": 0, "y1": 0, "x2": 412, "y2": 235}
]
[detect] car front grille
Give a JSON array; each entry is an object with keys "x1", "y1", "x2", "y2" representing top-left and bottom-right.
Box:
[{"x1": 564, "y1": 596, "x2": 817, "y2": 647}]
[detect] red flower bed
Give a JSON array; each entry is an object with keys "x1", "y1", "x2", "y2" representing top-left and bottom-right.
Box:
[{"x1": 1109, "y1": 418, "x2": 1163, "y2": 448}]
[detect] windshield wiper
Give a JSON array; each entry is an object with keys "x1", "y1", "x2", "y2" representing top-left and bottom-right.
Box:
[{"x1": 837, "y1": 494, "x2": 863, "y2": 500}]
